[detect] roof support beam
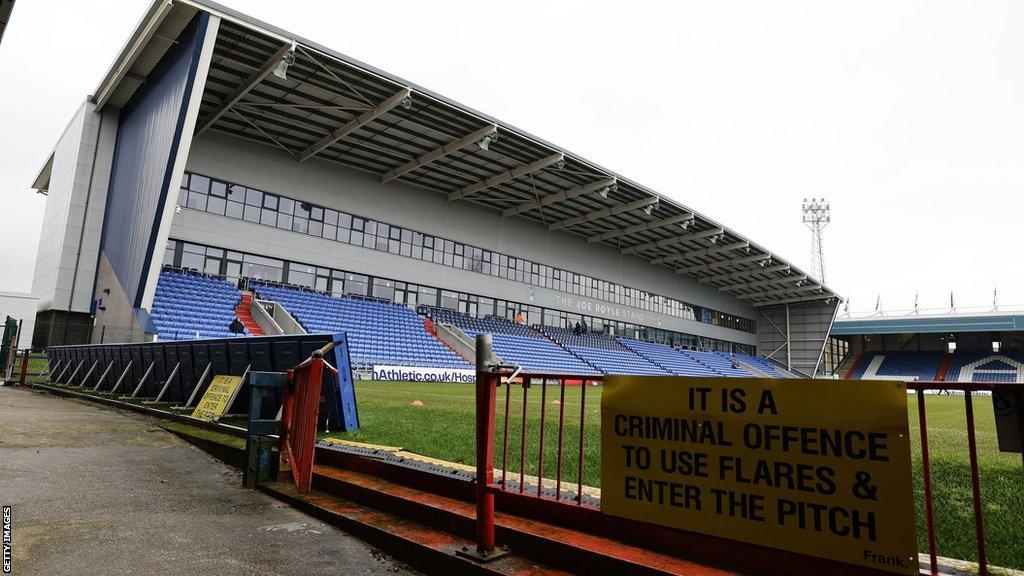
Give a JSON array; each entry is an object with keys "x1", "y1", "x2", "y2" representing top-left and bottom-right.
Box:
[
  {"x1": 196, "y1": 42, "x2": 295, "y2": 137},
  {"x1": 588, "y1": 212, "x2": 695, "y2": 244},
  {"x1": 503, "y1": 177, "x2": 615, "y2": 218},
  {"x1": 298, "y1": 87, "x2": 412, "y2": 162},
  {"x1": 652, "y1": 242, "x2": 749, "y2": 266},
  {"x1": 682, "y1": 253, "x2": 773, "y2": 275},
  {"x1": 696, "y1": 264, "x2": 791, "y2": 283},
  {"x1": 449, "y1": 153, "x2": 564, "y2": 202},
  {"x1": 737, "y1": 285, "x2": 822, "y2": 301},
  {"x1": 548, "y1": 197, "x2": 659, "y2": 231},
  {"x1": 622, "y1": 227, "x2": 723, "y2": 255},
  {"x1": 381, "y1": 123, "x2": 498, "y2": 183},
  {"x1": 93, "y1": 0, "x2": 174, "y2": 111},
  {"x1": 753, "y1": 293, "x2": 836, "y2": 308},
  {"x1": 718, "y1": 276, "x2": 806, "y2": 292}
]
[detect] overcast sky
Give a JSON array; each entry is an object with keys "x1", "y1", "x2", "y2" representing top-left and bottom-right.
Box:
[{"x1": 1, "y1": 0, "x2": 1021, "y2": 314}]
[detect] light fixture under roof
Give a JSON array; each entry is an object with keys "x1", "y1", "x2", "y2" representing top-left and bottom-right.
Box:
[
  {"x1": 272, "y1": 50, "x2": 296, "y2": 80},
  {"x1": 642, "y1": 200, "x2": 659, "y2": 216},
  {"x1": 476, "y1": 131, "x2": 498, "y2": 151}
]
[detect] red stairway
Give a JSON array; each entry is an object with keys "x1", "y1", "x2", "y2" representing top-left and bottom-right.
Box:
[
  {"x1": 235, "y1": 293, "x2": 265, "y2": 336},
  {"x1": 935, "y1": 353, "x2": 952, "y2": 381}
]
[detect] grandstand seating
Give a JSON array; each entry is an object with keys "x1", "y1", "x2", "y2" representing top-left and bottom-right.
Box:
[
  {"x1": 253, "y1": 284, "x2": 469, "y2": 370},
  {"x1": 733, "y1": 353, "x2": 784, "y2": 377},
  {"x1": 566, "y1": 345, "x2": 670, "y2": 376},
  {"x1": 541, "y1": 326, "x2": 625, "y2": 350},
  {"x1": 617, "y1": 338, "x2": 717, "y2": 376},
  {"x1": 427, "y1": 309, "x2": 596, "y2": 374},
  {"x1": 845, "y1": 350, "x2": 1024, "y2": 383},
  {"x1": 151, "y1": 269, "x2": 245, "y2": 340},
  {"x1": 847, "y1": 351, "x2": 943, "y2": 381}
]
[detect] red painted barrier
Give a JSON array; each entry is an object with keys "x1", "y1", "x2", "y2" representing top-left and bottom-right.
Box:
[{"x1": 281, "y1": 345, "x2": 336, "y2": 493}]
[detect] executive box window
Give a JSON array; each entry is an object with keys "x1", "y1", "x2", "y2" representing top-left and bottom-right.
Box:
[{"x1": 177, "y1": 171, "x2": 756, "y2": 334}]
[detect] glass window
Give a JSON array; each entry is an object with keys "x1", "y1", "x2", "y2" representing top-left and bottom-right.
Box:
[
  {"x1": 225, "y1": 201, "x2": 244, "y2": 219},
  {"x1": 286, "y1": 262, "x2": 315, "y2": 288},
  {"x1": 344, "y1": 273, "x2": 368, "y2": 296},
  {"x1": 186, "y1": 191, "x2": 207, "y2": 211},
  {"x1": 309, "y1": 221, "x2": 323, "y2": 237},
  {"x1": 277, "y1": 213, "x2": 292, "y2": 230},
  {"x1": 210, "y1": 180, "x2": 227, "y2": 198},
  {"x1": 278, "y1": 197, "x2": 294, "y2": 215},
  {"x1": 189, "y1": 174, "x2": 210, "y2": 193},
  {"x1": 245, "y1": 188, "x2": 263, "y2": 206},
  {"x1": 324, "y1": 209, "x2": 338, "y2": 226},
  {"x1": 338, "y1": 213, "x2": 352, "y2": 229},
  {"x1": 243, "y1": 204, "x2": 260, "y2": 222},
  {"x1": 260, "y1": 210, "x2": 277, "y2": 226},
  {"x1": 372, "y1": 278, "x2": 395, "y2": 300},
  {"x1": 292, "y1": 218, "x2": 308, "y2": 234},
  {"x1": 227, "y1": 183, "x2": 245, "y2": 202},
  {"x1": 206, "y1": 196, "x2": 226, "y2": 215},
  {"x1": 263, "y1": 194, "x2": 278, "y2": 211},
  {"x1": 310, "y1": 206, "x2": 324, "y2": 221},
  {"x1": 295, "y1": 202, "x2": 311, "y2": 219},
  {"x1": 243, "y1": 254, "x2": 284, "y2": 282}
]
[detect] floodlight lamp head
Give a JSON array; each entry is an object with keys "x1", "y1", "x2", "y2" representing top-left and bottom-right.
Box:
[
  {"x1": 272, "y1": 51, "x2": 296, "y2": 80},
  {"x1": 642, "y1": 201, "x2": 658, "y2": 216},
  {"x1": 476, "y1": 132, "x2": 497, "y2": 151},
  {"x1": 400, "y1": 96, "x2": 413, "y2": 110}
]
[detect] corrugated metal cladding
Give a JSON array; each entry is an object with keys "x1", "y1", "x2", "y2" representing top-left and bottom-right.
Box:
[
  {"x1": 100, "y1": 12, "x2": 210, "y2": 309},
  {"x1": 758, "y1": 299, "x2": 839, "y2": 376}
]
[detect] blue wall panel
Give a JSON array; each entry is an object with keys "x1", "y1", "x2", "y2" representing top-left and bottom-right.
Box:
[{"x1": 101, "y1": 13, "x2": 210, "y2": 309}]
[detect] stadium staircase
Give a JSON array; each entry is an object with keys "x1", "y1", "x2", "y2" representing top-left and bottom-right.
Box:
[
  {"x1": 251, "y1": 283, "x2": 469, "y2": 370},
  {"x1": 935, "y1": 353, "x2": 952, "y2": 381},
  {"x1": 840, "y1": 352, "x2": 864, "y2": 380},
  {"x1": 234, "y1": 293, "x2": 264, "y2": 336}
]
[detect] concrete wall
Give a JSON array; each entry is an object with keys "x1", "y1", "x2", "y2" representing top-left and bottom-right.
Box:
[
  {"x1": 31, "y1": 101, "x2": 119, "y2": 314},
  {"x1": 175, "y1": 133, "x2": 758, "y2": 346},
  {"x1": 0, "y1": 292, "x2": 39, "y2": 349}
]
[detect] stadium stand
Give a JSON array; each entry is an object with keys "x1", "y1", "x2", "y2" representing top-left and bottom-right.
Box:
[
  {"x1": 946, "y1": 350, "x2": 1024, "y2": 383},
  {"x1": 566, "y1": 345, "x2": 670, "y2": 376},
  {"x1": 847, "y1": 351, "x2": 944, "y2": 381},
  {"x1": 540, "y1": 326, "x2": 625, "y2": 350},
  {"x1": 732, "y1": 353, "x2": 784, "y2": 377},
  {"x1": 253, "y1": 283, "x2": 470, "y2": 370},
  {"x1": 151, "y1": 269, "x2": 244, "y2": 340},
  {"x1": 616, "y1": 338, "x2": 718, "y2": 376},
  {"x1": 428, "y1": 309, "x2": 597, "y2": 375}
]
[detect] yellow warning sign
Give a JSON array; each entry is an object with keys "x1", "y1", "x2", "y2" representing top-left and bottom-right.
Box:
[
  {"x1": 601, "y1": 376, "x2": 918, "y2": 574},
  {"x1": 191, "y1": 375, "x2": 243, "y2": 421}
]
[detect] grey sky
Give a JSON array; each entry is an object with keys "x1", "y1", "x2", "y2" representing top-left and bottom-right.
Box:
[{"x1": 1, "y1": 1, "x2": 1021, "y2": 314}]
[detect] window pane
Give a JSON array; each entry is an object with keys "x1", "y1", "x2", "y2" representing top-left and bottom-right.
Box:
[
  {"x1": 207, "y1": 196, "x2": 226, "y2": 215},
  {"x1": 277, "y1": 213, "x2": 292, "y2": 230},
  {"x1": 260, "y1": 210, "x2": 277, "y2": 226},
  {"x1": 245, "y1": 188, "x2": 263, "y2": 206},
  {"x1": 338, "y1": 213, "x2": 352, "y2": 229},
  {"x1": 263, "y1": 194, "x2": 278, "y2": 210},
  {"x1": 324, "y1": 209, "x2": 338, "y2": 225},
  {"x1": 292, "y1": 218, "x2": 308, "y2": 234},
  {"x1": 186, "y1": 191, "x2": 207, "y2": 210},
  {"x1": 189, "y1": 174, "x2": 210, "y2": 193},
  {"x1": 243, "y1": 204, "x2": 260, "y2": 222},
  {"x1": 278, "y1": 197, "x2": 294, "y2": 215},
  {"x1": 225, "y1": 201, "x2": 244, "y2": 219},
  {"x1": 295, "y1": 202, "x2": 311, "y2": 219},
  {"x1": 322, "y1": 225, "x2": 336, "y2": 240},
  {"x1": 210, "y1": 180, "x2": 227, "y2": 197},
  {"x1": 227, "y1": 183, "x2": 245, "y2": 202},
  {"x1": 309, "y1": 221, "x2": 323, "y2": 237},
  {"x1": 310, "y1": 206, "x2": 324, "y2": 221}
]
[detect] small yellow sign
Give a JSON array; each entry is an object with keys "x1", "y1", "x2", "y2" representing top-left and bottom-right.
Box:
[
  {"x1": 191, "y1": 375, "x2": 243, "y2": 421},
  {"x1": 601, "y1": 376, "x2": 918, "y2": 574}
]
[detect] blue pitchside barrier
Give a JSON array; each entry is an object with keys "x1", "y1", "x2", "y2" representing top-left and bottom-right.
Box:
[{"x1": 45, "y1": 332, "x2": 359, "y2": 432}]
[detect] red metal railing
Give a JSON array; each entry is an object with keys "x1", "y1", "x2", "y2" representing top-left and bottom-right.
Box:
[
  {"x1": 280, "y1": 343, "x2": 339, "y2": 493},
  {"x1": 908, "y1": 381, "x2": 1023, "y2": 576},
  {"x1": 473, "y1": 369, "x2": 1022, "y2": 574}
]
